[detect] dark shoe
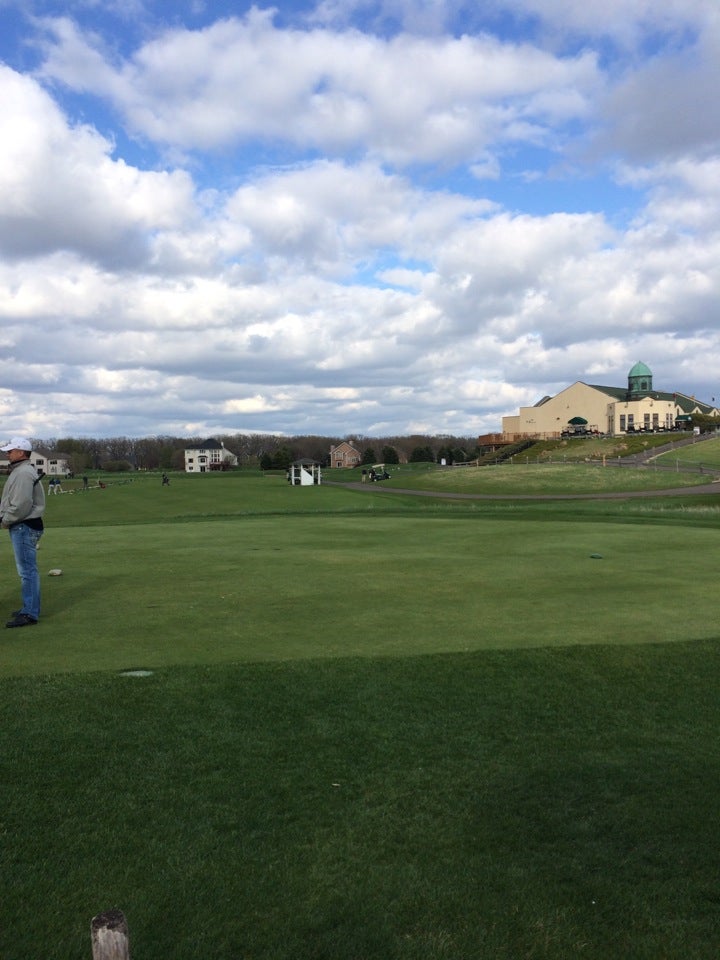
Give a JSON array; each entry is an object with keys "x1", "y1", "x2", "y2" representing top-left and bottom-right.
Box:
[{"x1": 6, "y1": 614, "x2": 37, "y2": 628}]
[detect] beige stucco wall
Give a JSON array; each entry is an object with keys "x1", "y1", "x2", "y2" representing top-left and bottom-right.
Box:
[
  {"x1": 612, "y1": 396, "x2": 676, "y2": 433},
  {"x1": 502, "y1": 382, "x2": 614, "y2": 438},
  {"x1": 502, "y1": 384, "x2": 713, "y2": 439},
  {"x1": 501, "y1": 376, "x2": 720, "y2": 441}
]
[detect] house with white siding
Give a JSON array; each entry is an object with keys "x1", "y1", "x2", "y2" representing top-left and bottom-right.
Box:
[
  {"x1": 184, "y1": 438, "x2": 238, "y2": 472},
  {"x1": 0, "y1": 447, "x2": 72, "y2": 476}
]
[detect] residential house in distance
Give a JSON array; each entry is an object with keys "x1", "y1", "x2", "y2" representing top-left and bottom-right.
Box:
[
  {"x1": 184, "y1": 438, "x2": 238, "y2": 473},
  {"x1": 329, "y1": 441, "x2": 362, "y2": 469},
  {"x1": 33, "y1": 447, "x2": 73, "y2": 476},
  {"x1": 0, "y1": 446, "x2": 72, "y2": 476}
]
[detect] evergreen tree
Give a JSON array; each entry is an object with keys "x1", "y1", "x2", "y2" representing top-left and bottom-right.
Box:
[
  {"x1": 409, "y1": 446, "x2": 434, "y2": 463},
  {"x1": 271, "y1": 446, "x2": 295, "y2": 470}
]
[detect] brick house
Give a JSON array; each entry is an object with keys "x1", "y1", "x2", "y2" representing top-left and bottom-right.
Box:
[{"x1": 329, "y1": 441, "x2": 362, "y2": 469}]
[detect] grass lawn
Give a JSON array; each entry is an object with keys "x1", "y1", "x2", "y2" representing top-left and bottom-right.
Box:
[
  {"x1": 1, "y1": 472, "x2": 719, "y2": 958},
  {"x1": 348, "y1": 462, "x2": 717, "y2": 496},
  {"x1": 653, "y1": 436, "x2": 720, "y2": 470},
  {"x1": 495, "y1": 431, "x2": 709, "y2": 464}
]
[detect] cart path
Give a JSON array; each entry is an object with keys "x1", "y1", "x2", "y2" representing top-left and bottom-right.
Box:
[{"x1": 324, "y1": 480, "x2": 720, "y2": 501}]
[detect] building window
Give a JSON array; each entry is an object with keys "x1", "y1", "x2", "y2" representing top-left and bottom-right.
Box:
[{"x1": 619, "y1": 415, "x2": 626, "y2": 431}]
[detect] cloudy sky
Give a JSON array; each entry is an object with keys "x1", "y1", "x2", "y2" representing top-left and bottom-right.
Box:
[{"x1": 1, "y1": 0, "x2": 719, "y2": 440}]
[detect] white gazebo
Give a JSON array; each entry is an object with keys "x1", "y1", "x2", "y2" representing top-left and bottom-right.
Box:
[{"x1": 288, "y1": 459, "x2": 322, "y2": 486}]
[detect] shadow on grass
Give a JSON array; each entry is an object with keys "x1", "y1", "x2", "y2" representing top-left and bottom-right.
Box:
[{"x1": 1, "y1": 639, "x2": 719, "y2": 959}]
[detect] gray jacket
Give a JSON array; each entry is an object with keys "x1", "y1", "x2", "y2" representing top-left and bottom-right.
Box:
[{"x1": 0, "y1": 459, "x2": 46, "y2": 527}]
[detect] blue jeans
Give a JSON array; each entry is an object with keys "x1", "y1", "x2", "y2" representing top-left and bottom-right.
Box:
[{"x1": 9, "y1": 523, "x2": 43, "y2": 621}]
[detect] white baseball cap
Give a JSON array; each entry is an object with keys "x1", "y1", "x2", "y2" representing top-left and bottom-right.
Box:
[{"x1": 0, "y1": 437, "x2": 32, "y2": 452}]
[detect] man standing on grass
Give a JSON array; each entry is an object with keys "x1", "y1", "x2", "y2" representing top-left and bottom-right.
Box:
[{"x1": 0, "y1": 438, "x2": 45, "y2": 628}]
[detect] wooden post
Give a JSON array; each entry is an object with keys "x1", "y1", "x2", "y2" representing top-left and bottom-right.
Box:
[{"x1": 91, "y1": 909, "x2": 130, "y2": 960}]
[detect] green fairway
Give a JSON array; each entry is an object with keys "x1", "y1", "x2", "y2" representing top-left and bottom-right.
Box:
[
  {"x1": 1, "y1": 470, "x2": 719, "y2": 958},
  {"x1": 2, "y1": 509, "x2": 720, "y2": 677},
  {"x1": 2, "y1": 469, "x2": 720, "y2": 677}
]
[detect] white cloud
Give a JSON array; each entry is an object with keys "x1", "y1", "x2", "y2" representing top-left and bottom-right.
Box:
[
  {"x1": 0, "y1": 64, "x2": 196, "y2": 265},
  {"x1": 630, "y1": 158, "x2": 720, "y2": 231},
  {"x1": 220, "y1": 160, "x2": 493, "y2": 277},
  {"x1": 596, "y1": 27, "x2": 720, "y2": 163},
  {"x1": 0, "y1": 3, "x2": 718, "y2": 440},
  {"x1": 310, "y1": 0, "x2": 717, "y2": 46},
  {"x1": 36, "y1": 11, "x2": 600, "y2": 165}
]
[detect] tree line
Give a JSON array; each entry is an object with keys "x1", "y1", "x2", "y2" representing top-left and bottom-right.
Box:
[{"x1": 30, "y1": 433, "x2": 484, "y2": 473}]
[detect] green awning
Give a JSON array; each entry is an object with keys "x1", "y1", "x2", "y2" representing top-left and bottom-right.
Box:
[{"x1": 568, "y1": 416, "x2": 588, "y2": 425}]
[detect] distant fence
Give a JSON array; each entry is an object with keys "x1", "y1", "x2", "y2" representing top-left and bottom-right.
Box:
[{"x1": 493, "y1": 455, "x2": 720, "y2": 474}]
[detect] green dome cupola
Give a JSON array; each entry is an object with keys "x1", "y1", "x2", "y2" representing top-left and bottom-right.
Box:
[{"x1": 628, "y1": 361, "x2": 652, "y2": 396}]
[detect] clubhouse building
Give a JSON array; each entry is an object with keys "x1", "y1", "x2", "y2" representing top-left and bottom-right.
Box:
[{"x1": 500, "y1": 362, "x2": 720, "y2": 441}]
